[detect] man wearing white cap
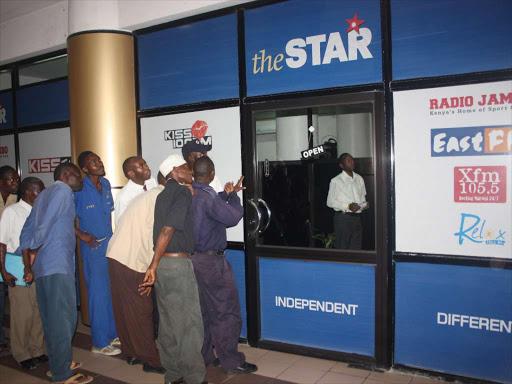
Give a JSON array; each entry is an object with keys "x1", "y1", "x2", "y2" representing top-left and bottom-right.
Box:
[{"x1": 140, "y1": 155, "x2": 206, "y2": 384}]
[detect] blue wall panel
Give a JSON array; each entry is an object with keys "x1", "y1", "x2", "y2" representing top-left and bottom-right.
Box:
[
  {"x1": 16, "y1": 80, "x2": 69, "y2": 127},
  {"x1": 0, "y1": 92, "x2": 13, "y2": 131},
  {"x1": 225, "y1": 249, "x2": 246, "y2": 338},
  {"x1": 260, "y1": 258, "x2": 375, "y2": 356},
  {"x1": 395, "y1": 263, "x2": 512, "y2": 383},
  {"x1": 138, "y1": 14, "x2": 239, "y2": 109},
  {"x1": 245, "y1": 0, "x2": 382, "y2": 96},
  {"x1": 392, "y1": 0, "x2": 512, "y2": 80}
]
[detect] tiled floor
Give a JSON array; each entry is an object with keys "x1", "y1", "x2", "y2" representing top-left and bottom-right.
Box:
[{"x1": 0, "y1": 315, "x2": 454, "y2": 384}]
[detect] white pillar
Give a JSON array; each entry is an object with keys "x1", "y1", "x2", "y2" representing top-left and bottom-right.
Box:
[
  {"x1": 69, "y1": 0, "x2": 120, "y2": 34},
  {"x1": 276, "y1": 114, "x2": 308, "y2": 161},
  {"x1": 336, "y1": 113, "x2": 373, "y2": 158}
]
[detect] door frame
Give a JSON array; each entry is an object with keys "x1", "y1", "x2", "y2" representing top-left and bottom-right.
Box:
[{"x1": 242, "y1": 90, "x2": 391, "y2": 368}]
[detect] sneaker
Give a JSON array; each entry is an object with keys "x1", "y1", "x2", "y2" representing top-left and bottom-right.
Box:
[
  {"x1": 143, "y1": 363, "x2": 165, "y2": 374},
  {"x1": 110, "y1": 337, "x2": 121, "y2": 347},
  {"x1": 91, "y1": 345, "x2": 122, "y2": 356},
  {"x1": 225, "y1": 362, "x2": 258, "y2": 374},
  {"x1": 20, "y1": 358, "x2": 37, "y2": 370}
]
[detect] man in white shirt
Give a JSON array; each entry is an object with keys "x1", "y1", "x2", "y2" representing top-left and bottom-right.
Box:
[
  {"x1": 326, "y1": 153, "x2": 369, "y2": 249},
  {"x1": 0, "y1": 177, "x2": 47, "y2": 370},
  {"x1": 114, "y1": 156, "x2": 157, "y2": 225}
]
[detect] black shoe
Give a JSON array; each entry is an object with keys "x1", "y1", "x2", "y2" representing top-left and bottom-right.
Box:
[
  {"x1": 34, "y1": 354, "x2": 49, "y2": 364},
  {"x1": 127, "y1": 357, "x2": 142, "y2": 366},
  {"x1": 20, "y1": 359, "x2": 37, "y2": 370},
  {"x1": 226, "y1": 362, "x2": 258, "y2": 374},
  {"x1": 206, "y1": 358, "x2": 220, "y2": 367},
  {"x1": 143, "y1": 363, "x2": 165, "y2": 374}
]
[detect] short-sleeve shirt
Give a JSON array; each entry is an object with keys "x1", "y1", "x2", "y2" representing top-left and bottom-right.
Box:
[
  {"x1": 74, "y1": 176, "x2": 114, "y2": 240},
  {"x1": 153, "y1": 179, "x2": 194, "y2": 254},
  {"x1": 0, "y1": 200, "x2": 31, "y2": 253},
  {"x1": 0, "y1": 193, "x2": 17, "y2": 217}
]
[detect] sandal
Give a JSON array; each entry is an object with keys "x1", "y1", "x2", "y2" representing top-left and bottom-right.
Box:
[
  {"x1": 56, "y1": 373, "x2": 93, "y2": 384},
  {"x1": 47, "y1": 361, "x2": 83, "y2": 377}
]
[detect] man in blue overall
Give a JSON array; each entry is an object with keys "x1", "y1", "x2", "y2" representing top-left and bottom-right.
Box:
[
  {"x1": 74, "y1": 151, "x2": 120, "y2": 356},
  {"x1": 189, "y1": 157, "x2": 257, "y2": 374}
]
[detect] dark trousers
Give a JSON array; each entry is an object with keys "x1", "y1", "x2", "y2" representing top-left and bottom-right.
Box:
[
  {"x1": 155, "y1": 257, "x2": 205, "y2": 384},
  {"x1": 0, "y1": 283, "x2": 5, "y2": 344},
  {"x1": 35, "y1": 274, "x2": 76, "y2": 383},
  {"x1": 334, "y1": 212, "x2": 362, "y2": 250},
  {"x1": 190, "y1": 252, "x2": 245, "y2": 372},
  {"x1": 108, "y1": 258, "x2": 161, "y2": 368}
]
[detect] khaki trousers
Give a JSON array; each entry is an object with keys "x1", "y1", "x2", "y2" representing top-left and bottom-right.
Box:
[{"x1": 8, "y1": 283, "x2": 46, "y2": 362}]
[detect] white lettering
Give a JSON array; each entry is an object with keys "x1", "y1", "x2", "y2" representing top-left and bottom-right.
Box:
[{"x1": 285, "y1": 39, "x2": 307, "y2": 69}]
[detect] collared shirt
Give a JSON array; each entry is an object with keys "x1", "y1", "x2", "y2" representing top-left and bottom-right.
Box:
[
  {"x1": 190, "y1": 181, "x2": 243, "y2": 252},
  {"x1": 153, "y1": 179, "x2": 194, "y2": 254},
  {"x1": 107, "y1": 185, "x2": 164, "y2": 272},
  {"x1": 210, "y1": 175, "x2": 223, "y2": 193},
  {"x1": 19, "y1": 181, "x2": 76, "y2": 279},
  {"x1": 326, "y1": 171, "x2": 367, "y2": 213},
  {"x1": 0, "y1": 193, "x2": 17, "y2": 217},
  {"x1": 114, "y1": 177, "x2": 158, "y2": 225},
  {"x1": 74, "y1": 176, "x2": 114, "y2": 240},
  {"x1": 0, "y1": 200, "x2": 31, "y2": 253}
]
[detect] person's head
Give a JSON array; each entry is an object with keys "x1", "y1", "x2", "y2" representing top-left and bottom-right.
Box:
[
  {"x1": 338, "y1": 153, "x2": 355, "y2": 173},
  {"x1": 181, "y1": 140, "x2": 212, "y2": 170},
  {"x1": 78, "y1": 151, "x2": 105, "y2": 177},
  {"x1": 156, "y1": 171, "x2": 167, "y2": 186},
  {"x1": 159, "y1": 155, "x2": 192, "y2": 184},
  {"x1": 0, "y1": 165, "x2": 20, "y2": 194},
  {"x1": 122, "y1": 156, "x2": 151, "y2": 185},
  {"x1": 193, "y1": 156, "x2": 215, "y2": 185},
  {"x1": 54, "y1": 163, "x2": 83, "y2": 191},
  {"x1": 20, "y1": 177, "x2": 45, "y2": 206}
]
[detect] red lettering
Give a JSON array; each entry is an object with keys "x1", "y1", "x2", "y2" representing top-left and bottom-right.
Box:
[
  {"x1": 430, "y1": 99, "x2": 439, "y2": 109},
  {"x1": 440, "y1": 98, "x2": 450, "y2": 109},
  {"x1": 499, "y1": 92, "x2": 512, "y2": 104},
  {"x1": 488, "y1": 93, "x2": 499, "y2": 105}
]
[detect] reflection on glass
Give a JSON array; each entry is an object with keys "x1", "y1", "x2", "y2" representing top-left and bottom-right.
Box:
[
  {"x1": 0, "y1": 70, "x2": 12, "y2": 91},
  {"x1": 255, "y1": 104, "x2": 375, "y2": 250},
  {"x1": 19, "y1": 55, "x2": 67, "y2": 86}
]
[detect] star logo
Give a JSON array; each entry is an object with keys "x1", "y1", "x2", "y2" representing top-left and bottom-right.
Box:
[{"x1": 345, "y1": 13, "x2": 365, "y2": 34}]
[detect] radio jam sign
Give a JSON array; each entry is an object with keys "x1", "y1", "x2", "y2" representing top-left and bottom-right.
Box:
[
  {"x1": 28, "y1": 157, "x2": 71, "y2": 173},
  {"x1": 250, "y1": 13, "x2": 373, "y2": 75}
]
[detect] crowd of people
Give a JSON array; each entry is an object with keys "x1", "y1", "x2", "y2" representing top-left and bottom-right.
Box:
[{"x1": 0, "y1": 139, "x2": 257, "y2": 384}]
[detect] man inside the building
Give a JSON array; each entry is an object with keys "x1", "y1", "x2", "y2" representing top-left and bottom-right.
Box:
[
  {"x1": 326, "y1": 153, "x2": 370, "y2": 250},
  {"x1": 74, "y1": 151, "x2": 120, "y2": 356},
  {"x1": 182, "y1": 140, "x2": 223, "y2": 193},
  {"x1": 0, "y1": 177, "x2": 47, "y2": 370},
  {"x1": 189, "y1": 156, "x2": 257, "y2": 374},
  {"x1": 114, "y1": 156, "x2": 157, "y2": 225}
]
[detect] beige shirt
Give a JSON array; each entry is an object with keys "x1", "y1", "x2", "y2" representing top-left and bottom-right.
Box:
[
  {"x1": 0, "y1": 193, "x2": 17, "y2": 218},
  {"x1": 0, "y1": 200, "x2": 31, "y2": 253},
  {"x1": 106, "y1": 185, "x2": 164, "y2": 273}
]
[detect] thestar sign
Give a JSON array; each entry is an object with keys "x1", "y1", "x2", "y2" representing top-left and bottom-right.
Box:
[{"x1": 251, "y1": 13, "x2": 373, "y2": 74}]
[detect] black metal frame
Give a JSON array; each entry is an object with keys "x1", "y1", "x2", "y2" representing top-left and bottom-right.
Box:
[{"x1": 0, "y1": 49, "x2": 70, "y2": 179}]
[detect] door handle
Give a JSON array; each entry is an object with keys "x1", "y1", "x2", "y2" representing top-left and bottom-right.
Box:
[
  {"x1": 246, "y1": 199, "x2": 262, "y2": 238},
  {"x1": 258, "y1": 198, "x2": 271, "y2": 234}
]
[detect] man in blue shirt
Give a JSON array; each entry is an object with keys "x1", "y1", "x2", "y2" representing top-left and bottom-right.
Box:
[
  {"x1": 189, "y1": 157, "x2": 257, "y2": 374},
  {"x1": 21, "y1": 163, "x2": 93, "y2": 384},
  {"x1": 74, "y1": 151, "x2": 119, "y2": 356}
]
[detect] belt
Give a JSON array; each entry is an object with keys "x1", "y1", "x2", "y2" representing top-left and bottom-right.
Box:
[
  {"x1": 336, "y1": 211, "x2": 360, "y2": 217},
  {"x1": 201, "y1": 250, "x2": 226, "y2": 256},
  {"x1": 162, "y1": 252, "x2": 189, "y2": 258}
]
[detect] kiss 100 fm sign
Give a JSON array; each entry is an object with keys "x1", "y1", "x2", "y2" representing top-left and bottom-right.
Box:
[{"x1": 259, "y1": 258, "x2": 375, "y2": 356}]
